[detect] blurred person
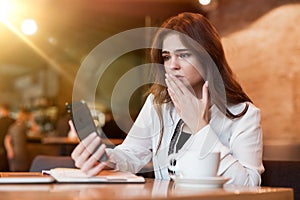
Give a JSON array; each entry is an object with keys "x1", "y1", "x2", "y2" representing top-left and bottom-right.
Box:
[
  {"x1": 0, "y1": 103, "x2": 15, "y2": 171},
  {"x1": 4, "y1": 108, "x2": 32, "y2": 172},
  {"x1": 55, "y1": 107, "x2": 71, "y2": 137},
  {"x1": 71, "y1": 12, "x2": 264, "y2": 186}
]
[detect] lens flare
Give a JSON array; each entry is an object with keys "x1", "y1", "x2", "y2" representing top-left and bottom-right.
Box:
[
  {"x1": 21, "y1": 18, "x2": 38, "y2": 35},
  {"x1": 0, "y1": 0, "x2": 12, "y2": 21},
  {"x1": 199, "y1": 0, "x2": 211, "y2": 6}
]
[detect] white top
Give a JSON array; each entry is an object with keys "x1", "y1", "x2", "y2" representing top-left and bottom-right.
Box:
[{"x1": 106, "y1": 94, "x2": 264, "y2": 186}]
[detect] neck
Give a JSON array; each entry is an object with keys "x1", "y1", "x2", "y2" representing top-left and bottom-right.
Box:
[
  {"x1": 192, "y1": 83, "x2": 203, "y2": 99},
  {"x1": 182, "y1": 124, "x2": 192, "y2": 134}
]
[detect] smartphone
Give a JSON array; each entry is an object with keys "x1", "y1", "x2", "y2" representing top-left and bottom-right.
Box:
[{"x1": 66, "y1": 100, "x2": 108, "y2": 162}]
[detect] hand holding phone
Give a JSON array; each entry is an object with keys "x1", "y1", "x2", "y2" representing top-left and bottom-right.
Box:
[{"x1": 66, "y1": 100, "x2": 108, "y2": 162}]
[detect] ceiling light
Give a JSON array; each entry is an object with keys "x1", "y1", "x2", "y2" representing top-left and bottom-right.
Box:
[
  {"x1": 199, "y1": 0, "x2": 211, "y2": 6},
  {"x1": 21, "y1": 19, "x2": 38, "y2": 35}
]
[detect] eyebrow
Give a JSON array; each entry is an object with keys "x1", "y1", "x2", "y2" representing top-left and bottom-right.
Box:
[{"x1": 162, "y1": 49, "x2": 189, "y2": 54}]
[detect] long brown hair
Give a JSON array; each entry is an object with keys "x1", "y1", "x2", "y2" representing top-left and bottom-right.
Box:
[{"x1": 147, "y1": 12, "x2": 252, "y2": 151}]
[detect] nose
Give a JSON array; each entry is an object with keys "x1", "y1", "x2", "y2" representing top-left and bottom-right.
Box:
[{"x1": 166, "y1": 56, "x2": 181, "y2": 70}]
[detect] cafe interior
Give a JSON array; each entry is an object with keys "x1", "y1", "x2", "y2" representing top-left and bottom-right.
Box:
[{"x1": 0, "y1": 0, "x2": 299, "y2": 199}]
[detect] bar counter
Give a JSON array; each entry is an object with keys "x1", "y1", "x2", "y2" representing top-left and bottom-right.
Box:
[{"x1": 0, "y1": 179, "x2": 293, "y2": 200}]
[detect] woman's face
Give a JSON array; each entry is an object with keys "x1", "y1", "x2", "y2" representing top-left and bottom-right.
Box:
[{"x1": 162, "y1": 33, "x2": 204, "y2": 93}]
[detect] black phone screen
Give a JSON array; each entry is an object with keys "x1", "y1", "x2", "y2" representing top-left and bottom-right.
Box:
[{"x1": 66, "y1": 100, "x2": 108, "y2": 162}]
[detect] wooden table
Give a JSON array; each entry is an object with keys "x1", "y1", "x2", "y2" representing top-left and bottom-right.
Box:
[
  {"x1": 42, "y1": 137, "x2": 124, "y2": 146},
  {"x1": 40, "y1": 137, "x2": 124, "y2": 155},
  {"x1": 0, "y1": 179, "x2": 293, "y2": 200}
]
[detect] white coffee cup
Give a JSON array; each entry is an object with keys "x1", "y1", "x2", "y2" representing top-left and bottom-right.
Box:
[{"x1": 168, "y1": 151, "x2": 220, "y2": 179}]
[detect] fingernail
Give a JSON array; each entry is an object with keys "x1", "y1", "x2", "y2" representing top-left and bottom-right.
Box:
[{"x1": 100, "y1": 143, "x2": 106, "y2": 149}]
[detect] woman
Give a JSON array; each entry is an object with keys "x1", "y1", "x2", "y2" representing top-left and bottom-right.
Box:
[{"x1": 71, "y1": 12, "x2": 264, "y2": 186}]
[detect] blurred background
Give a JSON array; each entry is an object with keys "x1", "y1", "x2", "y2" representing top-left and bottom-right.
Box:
[{"x1": 0, "y1": 0, "x2": 299, "y2": 169}]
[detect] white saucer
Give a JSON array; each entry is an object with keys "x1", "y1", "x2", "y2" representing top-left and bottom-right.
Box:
[{"x1": 172, "y1": 176, "x2": 230, "y2": 189}]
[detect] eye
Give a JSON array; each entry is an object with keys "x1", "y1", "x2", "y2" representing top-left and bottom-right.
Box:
[
  {"x1": 178, "y1": 52, "x2": 191, "y2": 59},
  {"x1": 162, "y1": 55, "x2": 171, "y2": 62}
]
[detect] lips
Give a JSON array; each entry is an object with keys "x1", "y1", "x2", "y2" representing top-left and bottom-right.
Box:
[
  {"x1": 174, "y1": 75, "x2": 184, "y2": 79},
  {"x1": 166, "y1": 73, "x2": 184, "y2": 79}
]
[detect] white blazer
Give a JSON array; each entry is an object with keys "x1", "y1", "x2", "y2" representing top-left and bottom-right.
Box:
[{"x1": 106, "y1": 94, "x2": 264, "y2": 186}]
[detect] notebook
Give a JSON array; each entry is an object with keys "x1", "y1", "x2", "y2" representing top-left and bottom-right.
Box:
[
  {"x1": 0, "y1": 168, "x2": 145, "y2": 184},
  {"x1": 0, "y1": 172, "x2": 54, "y2": 183}
]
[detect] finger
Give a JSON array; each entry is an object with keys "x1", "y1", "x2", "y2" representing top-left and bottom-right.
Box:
[
  {"x1": 84, "y1": 162, "x2": 106, "y2": 177},
  {"x1": 165, "y1": 74, "x2": 183, "y2": 97},
  {"x1": 71, "y1": 132, "x2": 99, "y2": 167},
  {"x1": 202, "y1": 81, "x2": 209, "y2": 105},
  {"x1": 93, "y1": 143, "x2": 107, "y2": 163},
  {"x1": 71, "y1": 142, "x2": 86, "y2": 160},
  {"x1": 72, "y1": 132, "x2": 97, "y2": 157},
  {"x1": 167, "y1": 87, "x2": 181, "y2": 113},
  {"x1": 165, "y1": 79, "x2": 175, "y2": 99},
  {"x1": 81, "y1": 144, "x2": 107, "y2": 173},
  {"x1": 173, "y1": 100, "x2": 181, "y2": 115},
  {"x1": 166, "y1": 75, "x2": 186, "y2": 115},
  {"x1": 82, "y1": 133, "x2": 102, "y2": 155},
  {"x1": 165, "y1": 77, "x2": 178, "y2": 104},
  {"x1": 73, "y1": 143, "x2": 101, "y2": 168},
  {"x1": 171, "y1": 74, "x2": 192, "y2": 94},
  {"x1": 168, "y1": 74, "x2": 194, "y2": 97},
  {"x1": 166, "y1": 80, "x2": 180, "y2": 113},
  {"x1": 68, "y1": 120, "x2": 76, "y2": 132},
  {"x1": 166, "y1": 75, "x2": 185, "y2": 109}
]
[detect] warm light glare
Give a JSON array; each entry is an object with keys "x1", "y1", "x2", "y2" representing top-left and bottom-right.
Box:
[
  {"x1": 0, "y1": 0, "x2": 13, "y2": 20},
  {"x1": 0, "y1": 5, "x2": 73, "y2": 86},
  {"x1": 48, "y1": 37, "x2": 57, "y2": 45},
  {"x1": 21, "y1": 19, "x2": 38, "y2": 35},
  {"x1": 199, "y1": 0, "x2": 211, "y2": 6}
]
